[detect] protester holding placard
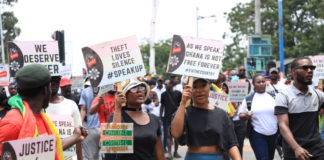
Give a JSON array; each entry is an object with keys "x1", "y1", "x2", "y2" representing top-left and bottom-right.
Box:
[
  {"x1": 90, "y1": 85, "x2": 116, "y2": 123},
  {"x1": 0, "y1": 64, "x2": 85, "y2": 160},
  {"x1": 46, "y1": 76, "x2": 84, "y2": 160},
  {"x1": 105, "y1": 78, "x2": 165, "y2": 160},
  {"x1": 239, "y1": 74, "x2": 278, "y2": 160},
  {"x1": 171, "y1": 78, "x2": 241, "y2": 160}
]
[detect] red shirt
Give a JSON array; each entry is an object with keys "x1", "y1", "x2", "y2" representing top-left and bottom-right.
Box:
[{"x1": 91, "y1": 94, "x2": 116, "y2": 123}]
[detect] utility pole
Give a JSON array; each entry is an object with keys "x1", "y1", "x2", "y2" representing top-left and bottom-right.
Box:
[
  {"x1": 149, "y1": 0, "x2": 158, "y2": 75},
  {"x1": 255, "y1": 0, "x2": 262, "y2": 35},
  {"x1": 0, "y1": 0, "x2": 5, "y2": 64},
  {"x1": 278, "y1": 0, "x2": 285, "y2": 73}
]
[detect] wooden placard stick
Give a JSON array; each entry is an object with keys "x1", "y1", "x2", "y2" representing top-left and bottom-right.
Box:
[
  {"x1": 186, "y1": 77, "x2": 194, "y2": 106},
  {"x1": 113, "y1": 82, "x2": 125, "y2": 123}
]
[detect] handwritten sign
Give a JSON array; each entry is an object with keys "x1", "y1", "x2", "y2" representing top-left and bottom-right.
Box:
[
  {"x1": 166, "y1": 35, "x2": 224, "y2": 79},
  {"x1": 228, "y1": 82, "x2": 249, "y2": 102},
  {"x1": 310, "y1": 55, "x2": 324, "y2": 85},
  {"x1": 8, "y1": 41, "x2": 62, "y2": 77},
  {"x1": 0, "y1": 64, "x2": 9, "y2": 86},
  {"x1": 70, "y1": 76, "x2": 84, "y2": 90},
  {"x1": 1, "y1": 135, "x2": 55, "y2": 160},
  {"x1": 60, "y1": 64, "x2": 72, "y2": 79},
  {"x1": 82, "y1": 36, "x2": 145, "y2": 89},
  {"x1": 100, "y1": 123, "x2": 133, "y2": 154},
  {"x1": 47, "y1": 114, "x2": 76, "y2": 158},
  {"x1": 209, "y1": 91, "x2": 229, "y2": 111}
]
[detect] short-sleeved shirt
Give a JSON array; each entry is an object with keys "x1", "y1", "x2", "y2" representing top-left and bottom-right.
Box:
[
  {"x1": 275, "y1": 85, "x2": 324, "y2": 158},
  {"x1": 79, "y1": 87, "x2": 100, "y2": 129},
  {"x1": 46, "y1": 97, "x2": 82, "y2": 127},
  {"x1": 183, "y1": 106, "x2": 238, "y2": 151},
  {"x1": 160, "y1": 90, "x2": 182, "y2": 119},
  {"x1": 91, "y1": 94, "x2": 115, "y2": 123},
  {"x1": 266, "y1": 81, "x2": 287, "y2": 95},
  {"x1": 108, "y1": 110, "x2": 161, "y2": 160},
  {"x1": 238, "y1": 92, "x2": 278, "y2": 135}
]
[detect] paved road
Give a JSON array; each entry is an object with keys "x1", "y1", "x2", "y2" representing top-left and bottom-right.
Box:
[{"x1": 169, "y1": 139, "x2": 281, "y2": 160}]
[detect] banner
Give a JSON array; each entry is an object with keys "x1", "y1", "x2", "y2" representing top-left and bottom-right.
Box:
[
  {"x1": 166, "y1": 35, "x2": 224, "y2": 79},
  {"x1": 310, "y1": 55, "x2": 324, "y2": 85},
  {"x1": 228, "y1": 82, "x2": 249, "y2": 102},
  {"x1": 0, "y1": 64, "x2": 9, "y2": 86},
  {"x1": 209, "y1": 91, "x2": 229, "y2": 111},
  {"x1": 82, "y1": 36, "x2": 145, "y2": 89},
  {"x1": 1, "y1": 135, "x2": 55, "y2": 160},
  {"x1": 100, "y1": 123, "x2": 133, "y2": 154},
  {"x1": 47, "y1": 114, "x2": 76, "y2": 158},
  {"x1": 8, "y1": 41, "x2": 62, "y2": 77}
]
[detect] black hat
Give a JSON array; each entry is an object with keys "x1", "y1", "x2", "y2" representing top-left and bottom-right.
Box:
[
  {"x1": 193, "y1": 78, "x2": 210, "y2": 84},
  {"x1": 15, "y1": 64, "x2": 51, "y2": 90}
]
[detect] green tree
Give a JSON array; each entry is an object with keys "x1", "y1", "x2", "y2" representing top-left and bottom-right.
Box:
[
  {"x1": 140, "y1": 39, "x2": 171, "y2": 77},
  {"x1": 1, "y1": 0, "x2": 21, "y2": 62},
  {"x1": 224, "y1": 0, "x2": 324, "y2": 70}
]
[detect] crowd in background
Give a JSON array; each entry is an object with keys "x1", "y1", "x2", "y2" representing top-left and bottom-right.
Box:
[{"x1": 0, "y1": 57, "x2": 324, "y2": 160}]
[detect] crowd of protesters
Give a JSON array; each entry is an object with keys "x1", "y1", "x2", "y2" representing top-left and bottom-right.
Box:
[{"x1": 0, "y1": 56, "x2": 324, "y2": 160}]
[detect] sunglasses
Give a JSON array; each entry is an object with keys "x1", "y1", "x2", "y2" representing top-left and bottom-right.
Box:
[
  {"x1": 294, "y1": 65, "x2": 316, "y2": 71},
  {"x1": 129, "y1": 86, "x2": 146, "y2": 93},
  {"x1": 239, "y1": 69, "x2": 246, "y2": 71}
]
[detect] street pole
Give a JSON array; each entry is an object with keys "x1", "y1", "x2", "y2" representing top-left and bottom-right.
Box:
[
  {"x1": 278, "y1": 0, "x2": 285, "y2": 73},
  {"x1": 255, "y1": 0, "x2": 261, "y2": 35},
  {"x1": 0, "y1": 0, "x2": 5, "y2": 64},
  {"x1": 149, "y1": 0, "x2": 158, "y2": 75}
]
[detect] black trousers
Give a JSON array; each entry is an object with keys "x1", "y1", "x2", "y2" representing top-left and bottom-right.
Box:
[{"x1": 233, "y1": 120, "x2": 247, "y2": 156}]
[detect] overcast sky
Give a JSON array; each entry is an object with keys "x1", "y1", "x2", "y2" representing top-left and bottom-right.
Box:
[{"x1": 12, "y1": 0, "x2": 249, "y2": 75}]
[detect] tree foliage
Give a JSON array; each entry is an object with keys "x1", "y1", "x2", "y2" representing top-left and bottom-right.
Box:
[
  {"x1": 140, "y1": 39, "x2": 171, "y2": 76},
  {"x1": 224, "y1": 0, "x2": 324, "y2": 71},
  {"x1": 1, "y1": 0, "x2": 20, "y2": 62}
]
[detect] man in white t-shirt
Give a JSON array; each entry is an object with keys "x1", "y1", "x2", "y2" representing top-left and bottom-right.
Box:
[
  {"x1": 151, "y1": 78, "x2": 166, "y2": 117},
  {"x1": 46, "y1": 76, "x2": 83, "y2": 160},
  {"x1": 266, "y1": 67, "x2": 287, "y2": 95}
]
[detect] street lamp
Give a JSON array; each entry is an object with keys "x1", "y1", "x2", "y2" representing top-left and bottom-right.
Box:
[{"x1": 196, "y1": 7, "x2": 216, "y2": 37}]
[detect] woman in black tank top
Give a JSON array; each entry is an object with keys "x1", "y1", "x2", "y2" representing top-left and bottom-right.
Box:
[{"x1": 171, "y1": 78, "x2": 241, "y2": 160}]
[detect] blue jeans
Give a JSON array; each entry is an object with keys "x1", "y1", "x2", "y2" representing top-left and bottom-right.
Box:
[
  {"x1": 185, "y1": 153, "x2": 223, "y2": 160},
  {"x1": 249, "y1": 129, "x2": 278, "y2": 160}
]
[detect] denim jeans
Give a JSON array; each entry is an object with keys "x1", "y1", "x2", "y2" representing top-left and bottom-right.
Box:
[{"x1": 249, "y1": 129, "x2": 278, "y2": 160}]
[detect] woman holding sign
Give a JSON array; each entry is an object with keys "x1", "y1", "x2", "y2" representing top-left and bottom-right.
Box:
[
  {"x1": 171, "y1": 78, "x2": 241, "y2": 160},
  {"x1": 106, "y1": 78, "x2": 165, "y2": 160}
]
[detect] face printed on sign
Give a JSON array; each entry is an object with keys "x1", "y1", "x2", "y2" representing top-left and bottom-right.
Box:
[
  {"x1": 167, "y1": 35, "x2": 185, "y2": 72},
  {"x1": 8, "y1": 42, "x2": 24, "y2": 77},
  {"x1": 82, "y1": 47, "x2": 104, "y2": 87}
]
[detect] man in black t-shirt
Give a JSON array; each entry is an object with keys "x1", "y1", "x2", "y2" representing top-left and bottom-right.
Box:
[
  {"x1": 275, "y1": 57, "x2": 324, "y2": 160},
  {"x1": 160, "y1": 80, "x2": 182, "y2": 159}
]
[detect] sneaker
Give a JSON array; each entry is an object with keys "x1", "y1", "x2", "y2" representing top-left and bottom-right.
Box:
[{"x1": 173, "y1": 152, "x2": 181, "y2": 158}]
